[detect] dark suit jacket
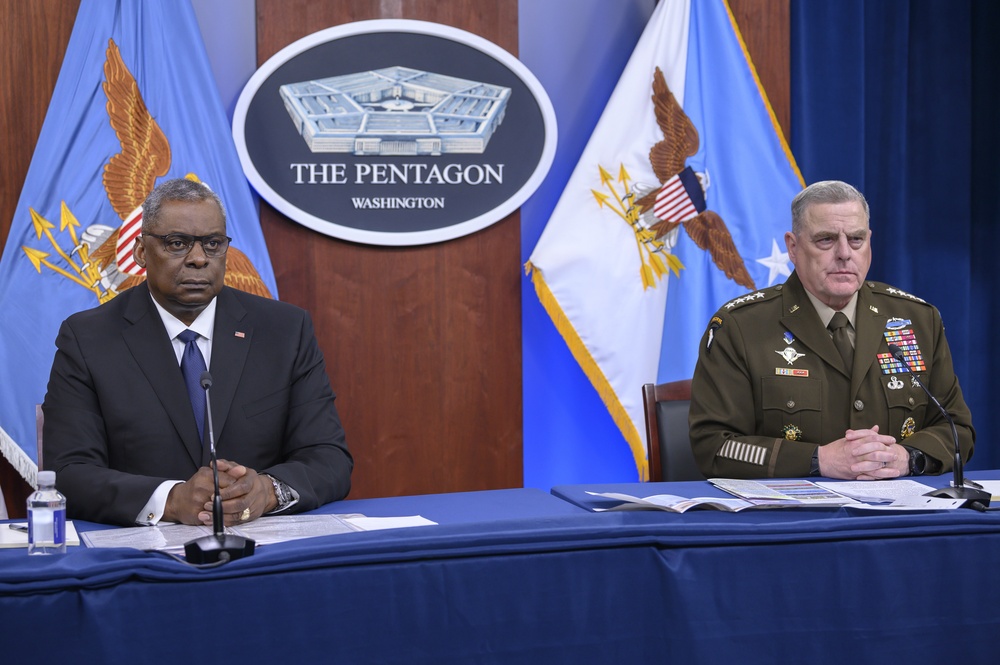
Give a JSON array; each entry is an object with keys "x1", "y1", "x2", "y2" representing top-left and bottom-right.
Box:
[
  {"x1": 689, "y1": 271, "x2": 974, "y2": 478},
  {"x1": 43, "y1": 283, "x2": 352, "y2": 525}
]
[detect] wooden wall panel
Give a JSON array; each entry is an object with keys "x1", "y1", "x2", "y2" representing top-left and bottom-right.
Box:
[
  {"x1": 0, "y1": 0, "x2": 80, "y2": 518},
  {"x1": 254, "y1": 0, "x2": 523, "y2": 499}
]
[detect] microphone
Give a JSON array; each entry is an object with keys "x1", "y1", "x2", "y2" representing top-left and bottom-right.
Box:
[
  {"x1": 184, "y1": 371, "x2": 256, "y2": 563},
  {"x1": 887, "y1": 344, "x2": 989, "y2": 511}
]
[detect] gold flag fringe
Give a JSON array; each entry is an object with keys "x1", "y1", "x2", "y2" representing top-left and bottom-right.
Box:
[
  {"x1": 526, "y1": 262, "x2": 649, "y2": 481},
  {"x1": 0, "y1": 424, "x2": 38, "y2": 490}
]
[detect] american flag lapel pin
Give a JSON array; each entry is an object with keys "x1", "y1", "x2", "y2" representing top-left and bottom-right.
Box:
[{"x1": 234, "y1": 331, "x2": 245, "y2": 338}]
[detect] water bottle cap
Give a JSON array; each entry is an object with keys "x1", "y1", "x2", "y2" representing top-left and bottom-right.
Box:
[{"x1": 37, "y1": 470, "x2": 56, "y2": 486}]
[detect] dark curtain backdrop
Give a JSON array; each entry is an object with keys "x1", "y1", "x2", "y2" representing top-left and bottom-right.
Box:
[{"x1": 790, "y1": 0, "x2": 999, "y2": 470}]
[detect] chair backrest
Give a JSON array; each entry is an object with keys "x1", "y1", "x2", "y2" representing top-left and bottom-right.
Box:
[{"x1": 642, "y1": 380, "x2": 704, "y2": 482}]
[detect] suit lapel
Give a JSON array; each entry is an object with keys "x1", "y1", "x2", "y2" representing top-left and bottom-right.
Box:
[
  {"x1": 120, "y1": 284, "x2": 202, "y2": 467},
  {"x1": 208, "y1": 288, "x2": 251, "y2": 456}
]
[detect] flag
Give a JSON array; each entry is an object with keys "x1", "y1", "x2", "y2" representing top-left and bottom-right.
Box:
[
  {"x1": 0, "y1": 0, "x2": 278, "y2": 487},
  {"x1": 526, "y1": 0, "x2": 803, "y2": 480}
]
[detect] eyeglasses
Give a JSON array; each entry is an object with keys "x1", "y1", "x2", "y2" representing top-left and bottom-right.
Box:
[{"x1": 143, "y1": 233, "x2": 232, "y2": 257}]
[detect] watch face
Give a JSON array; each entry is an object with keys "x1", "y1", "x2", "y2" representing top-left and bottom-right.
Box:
[{"x1": 909, "y1": 450, "x2": 926, "y2": 475}]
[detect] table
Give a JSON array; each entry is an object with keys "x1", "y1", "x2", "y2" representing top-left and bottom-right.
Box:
[
  {"x1": 2, "y1": 480, "x2": 999, "y2": 663},
  {"x1": 551, "y1": 471, "x2": 1000, "y2": 662}
]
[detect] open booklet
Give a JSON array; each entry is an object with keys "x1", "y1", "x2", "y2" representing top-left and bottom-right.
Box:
[
  {"x1": 709, "y1": 478, "x2": 859, "y2": 506},
  {"x1": 585, "y1": 491, "x2": 797, "y2": 513},
  {"x1": 81, "y1": 513, "x2": 436, "y2": 551},
  {"x1": 587, "y1": 478, "x2": 967, "y2": 513},
  {"x1": 587, "y1": 478, "x2": 860, "y2": 513},
  {"x1": 710, "y1": 478, "x2": 965, "y2": 511}
]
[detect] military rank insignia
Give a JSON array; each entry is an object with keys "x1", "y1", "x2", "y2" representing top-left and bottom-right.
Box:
[{"x1": 878, "y1": 328, "x2": 926, "y2": 374}]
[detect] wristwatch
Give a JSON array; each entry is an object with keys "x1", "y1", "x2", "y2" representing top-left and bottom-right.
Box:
[
  {"x1": 907, "y1": 447, "x2": 927, "y2": 476},
  {"x1": 264, "y1": 474, "x2": 294, "y2": 512}
]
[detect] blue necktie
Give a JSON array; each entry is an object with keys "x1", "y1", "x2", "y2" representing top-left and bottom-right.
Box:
[{"x1": 178, "y1": 329, "x2": 208, "y2": 442}]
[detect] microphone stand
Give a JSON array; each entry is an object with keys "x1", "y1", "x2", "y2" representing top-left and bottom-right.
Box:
[
  {"x1": 185, "y1": 371, "x2": 256, "y2": 564},
  {"x1": 888, "y1": 345, "x2": 989, "y2": 511}
]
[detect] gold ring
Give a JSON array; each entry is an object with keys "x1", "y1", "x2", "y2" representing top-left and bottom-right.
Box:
[{"x1": 240, "y1": 508, "x2": 251, "y2": 522}]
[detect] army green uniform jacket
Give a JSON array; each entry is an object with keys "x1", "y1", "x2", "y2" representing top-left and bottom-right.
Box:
[{"x1": 689, "y1": 271, "x2": 974, "y2": 478}]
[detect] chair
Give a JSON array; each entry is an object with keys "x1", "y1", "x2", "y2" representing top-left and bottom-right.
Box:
[{"x1": 642, "y1": 380, "x2": 704, "y2": 482}]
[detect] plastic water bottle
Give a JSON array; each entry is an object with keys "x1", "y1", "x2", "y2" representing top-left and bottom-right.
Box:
[{"x1": 27, "y1": 470, "x2": 67, "y2": 555}]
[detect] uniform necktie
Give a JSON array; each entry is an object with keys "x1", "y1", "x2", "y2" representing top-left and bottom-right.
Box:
[
  {"x1": 178, "y1": 329, "x2": 207, "y2": 442},
  {"x1": 828, "y1": 311, "x2": 854, "y2": 371}
]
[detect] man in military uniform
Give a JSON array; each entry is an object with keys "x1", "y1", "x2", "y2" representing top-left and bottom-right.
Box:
[{"x1": 689, "y1": 180, "x2": 973, "y2": 479}]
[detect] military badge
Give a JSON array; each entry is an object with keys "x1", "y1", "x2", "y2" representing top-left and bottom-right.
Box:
[
  {"x1": 776, "y1": 347, "x2": 805, "y2": 365},
  {"x1": 886, "y1": 376, "x2": 904, "y2": 390},
  {"x1": 783, "y1": 331, "x2": 794, "y2": 345},
  {"x1": 706, "y1": 316, "x2": 723, "y2": 351},
  {"x1": 885, "y1": 318, "x2": 911, "y2": 330},
  {"x1": 782, "y1": 424, "x2": 802, "y2": 441},
  {"x1": 900, "y1": 417, "x2": 916, "y2": 439},
  {"x1": 882, "y1": 328, "x2": 926, "y2": 372}
]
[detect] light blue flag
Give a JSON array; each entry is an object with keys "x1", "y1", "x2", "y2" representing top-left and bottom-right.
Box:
[
  {"x1": 528, "y1": 0, "x2": 802, "y2": 480},
  {"x1": 0, "y1": 0, "x2": 277, "y2": 485},
  {"x1": 657, "y1": 0, "x2": 803, "y2": 382},
  {"x1": 656, "y1": 0, "x2": 804, "y2": 383}
]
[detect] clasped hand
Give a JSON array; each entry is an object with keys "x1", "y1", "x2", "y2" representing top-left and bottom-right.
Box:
[
  {"x1": 817, "y1": 425, "x2": 908, "y2": 480},
  {"x1": 164, "y1": 459, "x2": 277, "y2": 526}
]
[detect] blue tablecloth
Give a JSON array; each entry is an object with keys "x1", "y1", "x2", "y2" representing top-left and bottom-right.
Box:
[{"x1": 2, "y1": 483, "x2": 999, "y2": 663}]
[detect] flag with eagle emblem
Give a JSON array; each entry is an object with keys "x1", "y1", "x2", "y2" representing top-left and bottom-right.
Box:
[
  {"x1": 0, "y1": 0, "x2": 277, "y2": 486},
  {"x1": 527, "y1": 0, "x2": 803, "y2": 480}
]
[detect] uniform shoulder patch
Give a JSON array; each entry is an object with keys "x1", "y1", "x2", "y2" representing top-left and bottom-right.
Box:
[{"x1": 869, "y1": 281, "x2": 927, "y2": 304}]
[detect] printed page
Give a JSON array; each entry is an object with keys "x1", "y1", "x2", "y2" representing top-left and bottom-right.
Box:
[
  {"x1": 709, "y1": 478, "x2": 857, "y2": 505},
  {"x1": 81, "y1": 524, "x2": 211, "y2": 551},
  {"x1": 844, "y1": 495, "x2": 965, "y2": 511},
  {"x1": 234, "y1": 514, "x2": 362, "y2": 545},
  {"x1": 815, "y1": 480, "x2": 935, "y2": 504}
]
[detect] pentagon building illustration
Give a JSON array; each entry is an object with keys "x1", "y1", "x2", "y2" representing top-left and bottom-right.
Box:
[{"x1": 279, "y1": 66, "x2": 511, "y2": 155}]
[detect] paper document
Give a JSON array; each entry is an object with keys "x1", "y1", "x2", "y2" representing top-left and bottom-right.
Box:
[
  {"x1": 1, "y1": 521, "x2": 81, "y2": 548},
  {"x1": 81, "y1": 513, "x2": 437, "y2": 550},
  {"x1": 844, "y1": 495, "x2": 966, "y2": 511},
  {"x1": 815, "y1": 480, "x2": 935, "y2": 504},
  {"x1": 709, "y1": 478, "x2": 858, "y2": 506},
  {"x1": 585, "y1": 491, "x2": 762, "y2": 513},
  {"x1": 974, "y1": 480, "x2": 1000, "y2": 503},
  {"x1": 338, "y1": 515, "x2": 437, "y2": 530}
]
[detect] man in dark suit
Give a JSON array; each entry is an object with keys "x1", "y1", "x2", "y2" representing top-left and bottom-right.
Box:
[
  {"x1": 689, "y1": 180, "x2": 973, "y2": 479},
  {"x1": 43, "y1": 179, "x2": 352, "y2": 526}
]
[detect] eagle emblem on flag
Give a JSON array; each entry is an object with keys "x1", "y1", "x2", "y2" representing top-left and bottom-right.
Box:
[
  {"x1": 633, "y1": 67, "x2": 755, "y2": 290},
  {"x1": 23, "y1": 39, "x2": 271, "y2": 303},
  {"x1": 593, "y1": 67, "x2": 756, "y2": 291}
]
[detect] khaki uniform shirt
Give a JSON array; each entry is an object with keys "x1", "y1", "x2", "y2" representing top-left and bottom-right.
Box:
[{"x1": 689, "y1": 271, "x2": 974, "y2": 478}]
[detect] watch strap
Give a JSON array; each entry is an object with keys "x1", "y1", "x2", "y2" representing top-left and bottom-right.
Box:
[{"x1": 264, "y1": 474, "x2": 293, "y2": 512}]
